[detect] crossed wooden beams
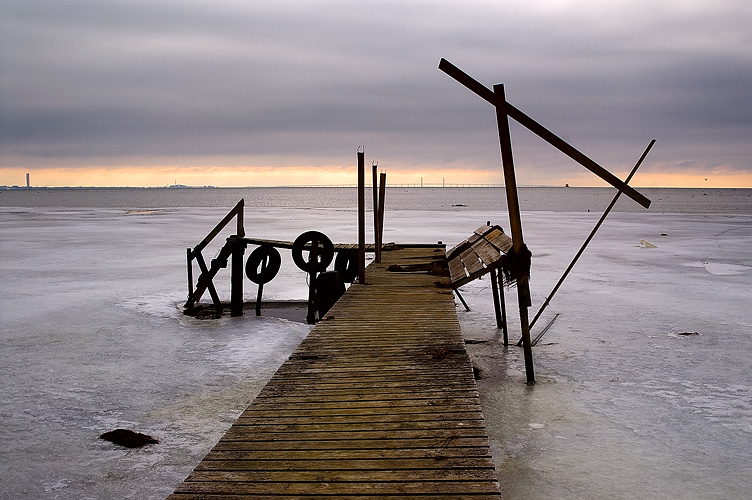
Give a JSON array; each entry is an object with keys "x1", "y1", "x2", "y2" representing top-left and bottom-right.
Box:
[{"x1": 439, "y1": 58, "x2": 652, "y2": 385}]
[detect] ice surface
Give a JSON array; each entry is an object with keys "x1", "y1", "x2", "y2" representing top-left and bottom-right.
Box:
[{"x1": 1, "y1": 206, "x2": 751, "y2": 499}]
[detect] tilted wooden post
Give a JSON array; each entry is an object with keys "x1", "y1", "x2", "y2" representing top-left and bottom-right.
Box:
[
  {"x1": 357, "y1": 148, "x2": 366, "y2": 283},
  {"x1": 494, "y1": 83, "x2": 535, "y2": 385}
]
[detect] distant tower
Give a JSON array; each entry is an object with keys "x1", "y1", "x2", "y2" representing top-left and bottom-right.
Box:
[{"x1": 26, "y1": 173, "x2": 30, "y2": 188}]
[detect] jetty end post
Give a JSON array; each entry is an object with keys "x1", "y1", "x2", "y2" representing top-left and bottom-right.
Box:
[
  {"x1": 357, "y1": 148, "x2": 366, "y2": 283},
  {"x1": 372, "y1": 162, "x2": 381, "y2": 263},
  {"x1": 494, "y1": 83, "x2": 535, "y2": 385},
  {"x1": 377, "y1": 171, "x2": 386, "y2": 263}
]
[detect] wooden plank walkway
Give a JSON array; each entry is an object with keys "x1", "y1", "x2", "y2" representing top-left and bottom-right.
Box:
[{"x1": 167, "y1": 245, "x2": 502, "y2": 499}]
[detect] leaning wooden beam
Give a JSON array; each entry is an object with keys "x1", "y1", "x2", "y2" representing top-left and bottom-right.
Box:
[
  {"x1": 438, "y1": 58, "x2": 651, "y2": 209},
  {"x1": 193, "y1": 199, "x2": 244, "y2": 254},
  {"x1": 192, "y1": 251, "x2": 223, "y2": 314}
]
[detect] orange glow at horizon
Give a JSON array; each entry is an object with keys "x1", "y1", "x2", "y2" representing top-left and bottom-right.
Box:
[{"x1": 2, "y1": 166, "x2": 752, "y2": 189}]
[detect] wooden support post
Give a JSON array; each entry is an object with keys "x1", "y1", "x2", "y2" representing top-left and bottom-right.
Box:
[
  {"x1": 236, "y1": 198, "x2": 245, "y2": 238},
  {"x1": 230, "y1": 237, "x2": 245, "y2": 317},
  {"x1": 357, "y1": 148, "x2": 366, "y2": 283},
  {"x1": 255, "y1": 284, "x2": 263, "y2": 317},
  {"x1": 494, "y1": 83, "x2": 535, "y2": 385},
  {"x1": 499, "y1": 272, "x2": 508, "y2": 345},
  {"x1": 490, "y1": 267, "x2": 503, "y2": 328},
  {"x1": 372, "y1": 163, "x2": 380, "y2": 263},
  {"x1": 377, "y1": 171, "x2": 386, "y2": 263},
  {"x1": 186, "y1": 248, "x2": 194, "y2": 305}
]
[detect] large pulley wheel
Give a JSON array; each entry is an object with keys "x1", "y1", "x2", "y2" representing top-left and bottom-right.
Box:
[
  {"x1": 245, "y1": 245, "x2": 281, "y2": 284},
  {"x1": 292, "y1": 231, "x2": 334, "y2": 273},
  {"x1": 334, "y1": 251, "x2": 358, "y2": 283}
]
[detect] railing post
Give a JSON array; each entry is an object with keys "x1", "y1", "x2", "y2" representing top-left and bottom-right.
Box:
[
  {"x1": 230, "y1": 237, "x2": 245, "y2": 317},
  {"x1": 186, "y1": 248, "x2": 194, "y2": 305},
  {"x1": 377, "y1": 171, "x2": 386, "y2": 263},
  {"x1": 357, "y1": 148, "x2": 366, "y2": 283}
]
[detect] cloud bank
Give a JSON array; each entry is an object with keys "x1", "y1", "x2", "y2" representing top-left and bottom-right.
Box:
[{"x1": 1, "y1": 0, "x2": 751, "y2": 186}]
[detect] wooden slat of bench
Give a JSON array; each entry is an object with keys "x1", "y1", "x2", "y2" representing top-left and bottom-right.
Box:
[
  {"x1": 472, "y1": 237, "x2": 504, "y2": 267},
  {"x1": 486, "y1": 232, "x2": 513, "y2": 253},
  {"x1": 473, "y1": 224, "x2": 493, "y2": 236},
  {"x1": 459, "y1": 247, "x2": 484, "y2": 276}
]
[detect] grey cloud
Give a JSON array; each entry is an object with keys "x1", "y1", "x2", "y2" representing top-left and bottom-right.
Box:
[{"x1": 1, "y1": 0, "x2": 751, "y2": 178}]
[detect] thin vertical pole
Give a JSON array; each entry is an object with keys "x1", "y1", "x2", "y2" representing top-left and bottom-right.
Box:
[
  {"x1": 490, "y1": 267, "x2": 502, "y2": 328},
  {"x1": 357, "y1": 148, "x2": 366, "y2": 284},
  {"x1": 377, "y1": 171, "x2": 386, "y2": 263},
  {"x1": 494, "y1": 83, "x2": 534, "y2": 385},
  {"x1": 255, "y1": 283, "x2": 263, "y2": 316},
  {"x1": 306, "y1": 237, "x2": 319, "y2": 324},
  {"x1": 372, "y1": 162, "x2": 380, "y2": 263},
  {"x1": 230, "y1": 238, "x2": 245, "y2": 317},
  {"x1": 186, "y1": 248, "x2": 194, "y2": 304},
  {"x1": 499, "y1": 271, "x2": 508, "y2": 345},
  {"x1": 236, "y1": 198, "x2": 245, "y2": 237}
]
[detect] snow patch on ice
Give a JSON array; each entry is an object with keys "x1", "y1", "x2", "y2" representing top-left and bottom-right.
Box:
[{"x1": 682, "y1": 261, "x2": 751, "y2": 275}]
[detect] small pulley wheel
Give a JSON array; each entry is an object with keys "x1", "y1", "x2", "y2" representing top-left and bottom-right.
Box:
[
  {"x1": 292, "y1": 231, "x2": 334, "y2": 273},
  {"x1": 245, "y1": 245, "x2": 281, "y2": 284}
]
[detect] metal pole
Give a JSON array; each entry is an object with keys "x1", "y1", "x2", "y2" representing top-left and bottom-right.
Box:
[
  {"x1": 528, "y1": 139, "x2": 656, "y2": 332},
  {"x1": 306, "y1": 237, "x2": 319, "y2": 324},
  {"x1": 490, "y1": 267, "x2": 503, "y2": 329},
  {"x1": 186, "y1": 248, "x2": 194, "y2": 305},
  {"x1": 230, "y1": 238, "x2": 245, "y2": 317},
  {"x1": 499, "y1": 272, "x2": 508, "y2": 345},
  {"x1": 494, "y1": 83, "x2": 535, "y2": 385},
  {"x1": 357, "y1": 148, "x2": 366, "y2": 284},
  {"x1": 372, "y1": 162, "x2": 380, "y2": 263},
  {"x1": 377, "y1": 171, "x2": 386, "y2": 263}
]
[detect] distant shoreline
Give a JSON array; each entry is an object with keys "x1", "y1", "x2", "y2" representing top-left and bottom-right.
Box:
[{"x1": 3, "y1": 185, "x2": 750, "y2": 190}]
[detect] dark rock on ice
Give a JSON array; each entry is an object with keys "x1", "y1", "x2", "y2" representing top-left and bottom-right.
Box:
[{"x1": 99, "y1": 429, "x2": 159, "y2": 448}]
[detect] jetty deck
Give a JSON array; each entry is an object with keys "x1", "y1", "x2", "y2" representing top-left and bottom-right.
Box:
[{"x1": 167, "y1": 245, "x2": 502, "y2": 499}]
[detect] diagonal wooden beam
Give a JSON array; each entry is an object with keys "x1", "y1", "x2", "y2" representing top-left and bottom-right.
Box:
[{"x1": 438, "y1": 58, "x2": 651, "y2": 209}]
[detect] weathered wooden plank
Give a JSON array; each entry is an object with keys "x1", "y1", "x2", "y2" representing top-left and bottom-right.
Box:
[
  {"x1": 171, "y1": 480, "x2": 501, "y2": 496},
  {"x1": 235, "y1": 411, "x2": 486, "y2": 426},
  {"x1": 184, "y1": 468, "x2": 499, "y2": 483},
  {"x1": 472, "y1": 237, "x2": 504, "y2": 267},
  {"x1": 204, "y1": 446, "x2": 493, "y2": 461},
  {"x1": 487, "y1": 232, "x2": 513, "y2": 253},
  {"x1": 473, "y1": 224, "x2": 493, "y2": 236},
  {"x1": 195, "y1": 456, "x2": 496, "y2": 471},
  {"x1": 168, "y1": 495, "x2": 498, "y2": 500},
  {"x1": 459, "y1": 247, "x2": 484, "y2": 276},
  {"x1": 210, "y1": 436, "x2": 493, "y2": 452}
]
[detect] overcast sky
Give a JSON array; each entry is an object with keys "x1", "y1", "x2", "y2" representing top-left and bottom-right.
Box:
[{"x1": 1, "y1": 0, "x2": 750, "y2": 187}]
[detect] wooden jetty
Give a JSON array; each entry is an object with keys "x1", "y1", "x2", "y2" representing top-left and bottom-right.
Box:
[{"x1": 167, "y1": 244, "x2": 502, "y2": 499}]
